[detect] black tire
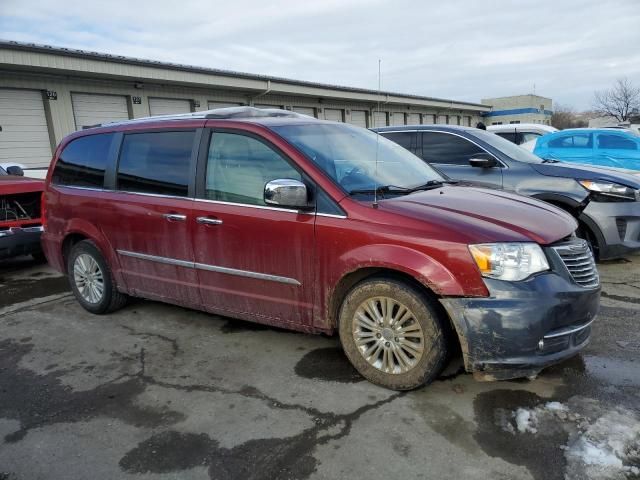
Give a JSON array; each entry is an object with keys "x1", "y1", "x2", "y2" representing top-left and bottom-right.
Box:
[
  {"x1": 576, "y1": 223, "x2": 599, "y2": 261},
  {"x1": 67, "y1": 240, "x2": 128, "y2": 314},
  {"x1": 338, "y1": 277, "x2": 448, "y2": 391}
]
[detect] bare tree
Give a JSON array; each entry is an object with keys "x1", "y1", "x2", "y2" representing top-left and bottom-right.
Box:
[
  {"x1": 593, "y1": 78, "x2": 640, "y2": 122},
  {"x1": 551, "y1": 104, "x2": 588, "y2": 130}
]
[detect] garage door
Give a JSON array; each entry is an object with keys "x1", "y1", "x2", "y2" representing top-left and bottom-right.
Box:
[
  {"x1": 149, "y1": 98, "x2": 192, "y2": 116},
  {"x1": 254, "y1": 104, "x2": 283, "y2": 109},
  {"x1": 390, "y1": 113, "x2": 404, "y2": 126},
  {"x1": 424, "y1": 114, "x2": 436, "y2": 124},
  {"x1": 72, "y1": 93, "x2": 129, "y2": 130},
  {"x1": 463, "y1": 116, "x2": 472, "y2": 127},
  {"x1": 437, "y1": 115, "x2": 447, "y2": 124},
  {"x1": 0, "y1": 88, "x2": 52, "y2": 168},
  {"x1": 349, "y1": 110, "x2": 368, "y2": 128},
  {"x1": 293, "y1": 107, "x2": 316, "y2": 117},
  {"x1": 208, "y1": 101, "x2": 243, "y2": 109},
  {"x1": 372, "y1": 111, "x2": 387, "y2": 127},
  {"x1": 448, "y1": 115, "x2": 459, "y2": 125},
  {"x1": 407, "y1": 113, "x2": 420, "y2": 125},
  {"x1": 324, "y1": 109, "x2": 343, "y2": 122}
]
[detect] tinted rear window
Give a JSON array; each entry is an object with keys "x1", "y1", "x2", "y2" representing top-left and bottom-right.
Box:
[
  {"x1": 52, "y1": 133, "x2": 114, "y2": 188},
  {"x1": 117, "y1": 131, "x2": 194, "y2": 197}
]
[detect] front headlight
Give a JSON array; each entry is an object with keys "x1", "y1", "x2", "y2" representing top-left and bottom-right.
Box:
[
  {"x1": 468, "y1": 243, "x2": 550, "y2": 281},
  {"x1": 579, "y1": 180, "x2": 637, "y2": 202}
]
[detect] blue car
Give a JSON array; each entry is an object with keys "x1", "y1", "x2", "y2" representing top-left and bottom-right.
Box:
[{"x1": 534, "y1": 128, "x2": 640, "y2": 171}]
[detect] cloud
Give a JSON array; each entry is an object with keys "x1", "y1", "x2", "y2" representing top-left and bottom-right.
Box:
[{"x1": 1, "y1": 0, "x2": 639, "y2": 109}]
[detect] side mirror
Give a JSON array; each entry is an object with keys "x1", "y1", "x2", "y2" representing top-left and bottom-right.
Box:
[
  {"x1": 468, "y1": 154, "x2": 498, "y2": 168},
  {"x1": 6, "y1": 165, "x2": 24, "y2": 176},
  {"x1": 264, "y1": 179, "x2": 309, "y2": 209}
]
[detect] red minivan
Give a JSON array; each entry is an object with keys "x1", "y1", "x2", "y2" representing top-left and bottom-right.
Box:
[{"x1": 42, "y1": 107, "x2": 600, "y2": 390}]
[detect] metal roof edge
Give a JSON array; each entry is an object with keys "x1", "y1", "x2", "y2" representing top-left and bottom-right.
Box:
[{"x1": 0, "y1": 39, "x2": 490, "y2": 110}]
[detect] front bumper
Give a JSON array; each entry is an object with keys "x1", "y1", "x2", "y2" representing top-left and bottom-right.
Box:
[
  {"x1": 440, "y1": 271, "x2": 600, "y2": 381},
  {"x1": 580, "y1": 200, "x2": 640, "y2": 260},
  {"x1": 0, "y1": 225, "x2": 44, "y2": 260}
]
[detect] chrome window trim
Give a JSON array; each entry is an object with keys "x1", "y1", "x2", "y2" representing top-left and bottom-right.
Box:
[
  {"x1": 316, "y1": 213, "x2": 347, "y2": 219},
  {"x1": 193, "y1": 197, "x2": 314, "y2": 215},
  {"x1": 117, "y1": 249, "x2": 301, "y2": 286},
  {"x1": 53, "y1": 185, "x2": 105, "y2": 192}
]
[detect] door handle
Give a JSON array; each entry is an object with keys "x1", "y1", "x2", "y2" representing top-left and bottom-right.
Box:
[
  {"x1": 196, "y1": 216, "x2": 223, "y2": 226},
  {"x1": 163, "y1": 213, "x2": 187, "y2": 222}
]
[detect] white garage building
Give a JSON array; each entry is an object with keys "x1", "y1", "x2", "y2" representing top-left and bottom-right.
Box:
[{"x1": 0, "y1": 40, "x2": 490, "y2": 168}]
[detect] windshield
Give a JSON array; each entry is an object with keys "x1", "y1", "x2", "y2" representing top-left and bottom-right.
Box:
[
  {"x1": 272, "y1": 123, "x2": 444, "y2": 196},
  {"x1": 470, "y1": 129, "x2": 546, "y2": 164}
]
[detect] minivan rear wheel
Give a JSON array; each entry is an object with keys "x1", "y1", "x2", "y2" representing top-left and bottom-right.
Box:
[
  {"x1": 338, "y1": 277, "x2": 448, "y2": 390},
  {"x1": 67, "y1": 240, "x2": 128, "y2": 314}
]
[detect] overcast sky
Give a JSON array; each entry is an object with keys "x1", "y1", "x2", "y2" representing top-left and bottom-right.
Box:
[{"x1": 1, "y1": 0, "x2": 639, "y2": 110}]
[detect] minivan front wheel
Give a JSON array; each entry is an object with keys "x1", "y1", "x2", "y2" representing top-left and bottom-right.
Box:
[
  {"x1": 68, "y1": 240, "x2": 128, "y2": 314},
  {"x1": 339, "y1": 277, "x2": 448, "y2": 390}
]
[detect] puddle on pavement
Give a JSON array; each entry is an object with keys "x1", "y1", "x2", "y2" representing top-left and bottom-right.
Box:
[
  {"x1": 473, "y1": 389, "x2": 569, "y2": 480},
  {"x1": 120, "y1": 428, "x2": 319, "y2": 480},
  {"x1": 0, "y1": 275, "x2": 69, "y2": 308},
  {"x1": 294, "y1": 347, "x2": 363, "y2": 383},
  {"x1": 0, "y1": 339, "x2": 184, "y2": 443}
]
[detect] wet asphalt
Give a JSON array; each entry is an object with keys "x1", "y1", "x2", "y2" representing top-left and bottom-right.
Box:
[{"x1": 0, "y1": 254, "x2": 638, "y2": 480}]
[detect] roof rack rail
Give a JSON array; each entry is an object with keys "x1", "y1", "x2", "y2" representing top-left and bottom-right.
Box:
[
  {"x1": 98, "y1": 106, "x2": 308, "y2": 127},
  {"x1": 204, "y1": 106, "x2": 304, "y2": 119}
]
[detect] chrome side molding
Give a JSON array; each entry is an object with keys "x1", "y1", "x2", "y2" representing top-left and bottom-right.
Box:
[{"x1": 116, "y1": 249, "x2": 301, "y2": 286}]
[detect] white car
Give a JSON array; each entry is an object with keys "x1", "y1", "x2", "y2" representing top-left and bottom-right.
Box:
[{"x1": 488, "y1": 124, "x2": 557, "y2": 151}]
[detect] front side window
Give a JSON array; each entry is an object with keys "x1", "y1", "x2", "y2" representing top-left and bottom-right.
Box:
[
  {"x1": 272, "y1": 123, "x2": 443, "y2": 195},
  {"x1": 52, "y1": 133, "x2": 114, "y2": 188},
  {"x1": 117, "y1": 131, "x2": 194, "y2": 197},
  {"x1": 597, "y1": 134, "x2": 637, "y2": 150},
  {"x1": 548, "y1": 134, "x2": 593, "y2": 149},
  {"x1": 206, "y1": 132, "x2": 301, "y2": 206},
  {"x1": 421, "y1": 132, "x2": 485, "y2": 165}
]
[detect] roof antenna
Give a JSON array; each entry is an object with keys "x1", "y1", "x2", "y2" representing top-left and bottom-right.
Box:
[{"x1": 373, "y1": 58, "x2": 381, "y2": 209}]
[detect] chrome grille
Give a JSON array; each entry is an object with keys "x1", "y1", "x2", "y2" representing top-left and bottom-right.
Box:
[{"x1": 552, "y1": 240, "x2": 599, "y2": 288}]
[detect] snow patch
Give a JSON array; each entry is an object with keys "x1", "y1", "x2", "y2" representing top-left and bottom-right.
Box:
[
  {"x1": 515, "y1": 408, "x2": 538, "y2": 434},
  {"x1": 546, "y1": 401, "x2": 568, "y2": 412}
]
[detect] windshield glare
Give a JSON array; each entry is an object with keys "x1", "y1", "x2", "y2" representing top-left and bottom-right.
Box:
[
  {"x1": 469, "y1": 129, "x2": 545, "y2": 164},
  {"x1": 272, "y1": 123, "x2": 444, "y2": 195}
]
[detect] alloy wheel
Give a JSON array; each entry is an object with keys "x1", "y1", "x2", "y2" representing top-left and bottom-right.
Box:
[{"x1": 352, "y1": 296, "x2": 425, "y2": 374}]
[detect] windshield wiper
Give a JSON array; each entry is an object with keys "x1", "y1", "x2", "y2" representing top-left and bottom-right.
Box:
[
  {"x1": 541, "y1": 159, "x2": 560, "y2": 163},
  {"x1": 405, "y1": 179, "x2": 449, "y2": 192},
  {"x1": 348, "y1": 185, "x2": 411, "y2": 196}
]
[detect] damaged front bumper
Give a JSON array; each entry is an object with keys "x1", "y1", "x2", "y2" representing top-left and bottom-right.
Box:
[
  {"x1": 440, "y1": 272, "x2": 600, "y2": 381},
  {"x1": 0, "y1": 225, "x2": 44, "y2": 259}
]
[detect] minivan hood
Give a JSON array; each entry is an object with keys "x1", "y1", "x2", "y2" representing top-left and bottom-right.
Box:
[
  {"x1": 531, "y1": 162, "x2": 640, "y2": 189},
  {"x1": 381, "y1": 185, "x2": 576, "y2": 245}
]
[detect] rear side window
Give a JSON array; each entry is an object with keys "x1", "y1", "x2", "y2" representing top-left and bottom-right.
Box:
[
  {"x1": 52, "y1": 133, "x2": 114, "y2": 188},
  {"x1": 597, "y1": 134, "x2": 637, "y2": 150},
  {"x1": 495, "y1": 132, "x2": 517, "y2": 143},
  {"x1": 421, "y1": 132, "x2": 485, "y2": 165},
  {"x1": 381, "y1": 132, "x2": 417, "y2": 153},
  {"x1": 117, "y1": 131, "x2": 195, "y2": 197},
  {"x1": 548, "y1": 134, "x2": 592, "y2": 149}
]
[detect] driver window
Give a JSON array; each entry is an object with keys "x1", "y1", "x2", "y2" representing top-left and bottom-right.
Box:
[{"x1": 206, "y1": 132, "x2": 302, "y2": 206}]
